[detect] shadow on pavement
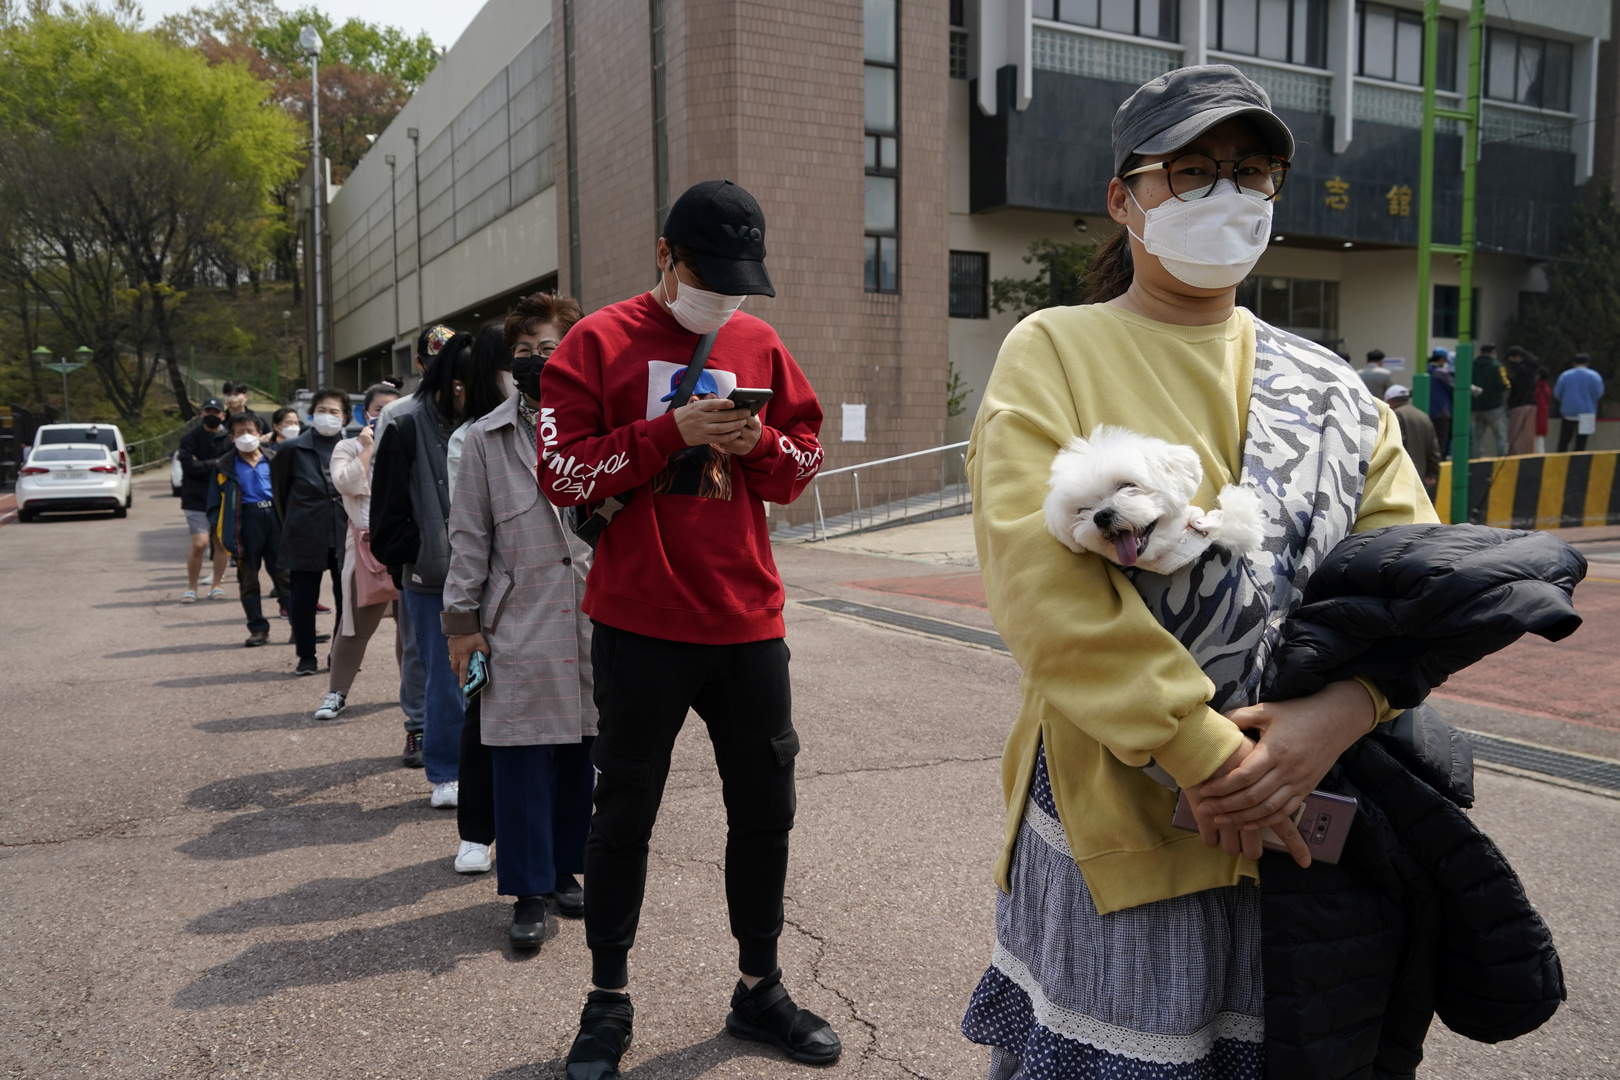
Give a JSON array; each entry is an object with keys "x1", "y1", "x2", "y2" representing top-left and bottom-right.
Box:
[
  {"x1": 194, "y1": 701, "x2": 396, "y2": 733},
  {"x1": 107, "y1": 642, "x2": 245, "y2": 659},
  {"x1": 186, "y1": 756, "x2": 400, "y2": 811},
  {"x1": 487, "y1": 1035, "x2": 765, "y2": 1080},
  {"x1": 176, "y1": 800, "x2": 420, "y2": 860},
  {"x1": 172, "y1": 902, "x2": 509, "y2": 1008},
  {"x1": 186, "y1": 859, "x2": 478, "y2": 934},
  {"x1": 156, "y1": 670, "x2": 293, "y2": 687},
  {"x1": 138, "y1": 525, "x2": 189, "y2": 563}
]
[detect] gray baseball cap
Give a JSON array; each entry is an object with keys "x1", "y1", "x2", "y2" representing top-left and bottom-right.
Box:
[{"x1": 1112, "y1": 64, "x2": 1295, "y2": 175}]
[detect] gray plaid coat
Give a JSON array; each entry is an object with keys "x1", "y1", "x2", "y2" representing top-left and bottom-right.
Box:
[{"x1": 442, "y1": 394, "x2": 597, "y2": 745}]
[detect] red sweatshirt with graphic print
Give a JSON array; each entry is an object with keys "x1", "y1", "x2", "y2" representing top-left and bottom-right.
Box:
[{"x1": 538, "y1": 292, "x2": 824, "y2": 644}]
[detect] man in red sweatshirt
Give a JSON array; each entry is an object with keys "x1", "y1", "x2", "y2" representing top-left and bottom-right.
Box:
[{"x1": 539, "y1": 180, "x2": 838, "y2": 1077}]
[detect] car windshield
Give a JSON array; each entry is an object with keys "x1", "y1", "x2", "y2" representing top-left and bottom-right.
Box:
[
  {"x1": 32, "y1": 448, "x2": 110, "y2": 463},
  {"x1": 40, "y1": 428, "x2": 116, "y2": 449}
]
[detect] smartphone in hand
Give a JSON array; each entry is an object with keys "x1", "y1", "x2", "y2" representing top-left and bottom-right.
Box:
[
  {"x1": 727, "y1": 387, "x2": 774, "y2": 416},
  {"x1": 1172, "y1": 788, "x2": 1357, "y2": 864},
  {"x1": 463, "y1": 651, "x2": 490, "y2": 700}
]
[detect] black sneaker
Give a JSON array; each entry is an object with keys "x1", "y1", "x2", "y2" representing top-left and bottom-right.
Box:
[
  {"x1": 565, "y1": 990, "x2": 634, "y2": 1080},
  {"x1": 725, "y1": 968, "x2": 841, "y2": 1066},
  {"x1": 553, "y1": 874, "x2": 585, "y2": 919},
  {"x1": 294, "y1": 657, "x2": 318, "y2": 677},
  {"x1": 244, "y1": 632, "x2": 269, "y2": 648},
  {"x1": 401, "y1": 732, "x2": 424, "y2": 769}
]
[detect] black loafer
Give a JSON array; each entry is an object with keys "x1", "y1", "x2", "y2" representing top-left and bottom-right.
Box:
[
  {"x1": 565, "y1": 990, "x2": 633, "y2": 1080},
  {"x1": 725, "y1": 968, "x2": 841, "y2": 1065},
  {"x1": 508, "y1": 896, "x2": 554, "y2": 951},
  {"x1": 553, "y1": 874, "x2": 585, "y2": 918}
]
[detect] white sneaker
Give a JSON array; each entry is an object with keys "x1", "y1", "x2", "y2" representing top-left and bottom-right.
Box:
[
  {"x1": 180, "y1": 590, "x2": 197, "y2": 604},
  {"x1": 313, "y1": 691, "x2": 346, "y2": 721},
  {"x1": 430, "y1": 781, "x2": 459, "y2": 809},
  {"x1": 454, "y1": 840, "x2": 492, "y2": 873}
]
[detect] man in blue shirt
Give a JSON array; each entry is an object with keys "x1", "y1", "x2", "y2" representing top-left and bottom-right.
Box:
[
  {"x1": 1553, "y1": 353, "x2": 1605, "y2": 452},
  {"x1": 207, "y1": 413, "x2": 281, "y2": 646}
]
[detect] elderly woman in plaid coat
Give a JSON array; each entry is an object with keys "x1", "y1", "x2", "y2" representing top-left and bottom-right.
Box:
[{"x1": 442, "y1": 295, "x2": 595, "y2": 950}]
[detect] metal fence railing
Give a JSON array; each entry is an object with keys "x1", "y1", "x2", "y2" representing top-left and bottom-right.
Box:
[
  {"x1": 126, "y1": 419, "x2": 198, "y2": 473},
  {"x1": 800, "y1": 441, "x2": 970, "y2": 542}
]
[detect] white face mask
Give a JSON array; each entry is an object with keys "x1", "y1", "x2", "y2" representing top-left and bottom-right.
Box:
[
  {"x1": 498, "y1": 371, "x2": 518, "y2": 400},
  {"x1": 311, "y1": 413, "x2": 344, "y2": 437},
  {"x1": 1129, "y1": 180, "x2": 1274, "y2": 290},
  {"x1": 279, "y1": 424, "x2": 301, "y2": 440},
  {"x1": 235, "y1": 433, "x2": 260, "y2": 454},
  {"x1": 661, "y1": 263, "x2": 744, "y2": 335}
]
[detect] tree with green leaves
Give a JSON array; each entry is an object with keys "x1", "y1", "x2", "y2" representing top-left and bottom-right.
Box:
[
  {"x1": 991, "y1": 238, "x2": 1098, "y2": 320},
  {"x1": 0, "y1": 7, "x2": 301, "y2": 420},
  {"x1": 1504, "y1": 186, "x2": 1620, "y2": 401}
]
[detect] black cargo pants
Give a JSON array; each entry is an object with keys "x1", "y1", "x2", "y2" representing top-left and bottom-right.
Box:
[{"x1": 583, "y1": 621, "x2": 799, "y2": 990}]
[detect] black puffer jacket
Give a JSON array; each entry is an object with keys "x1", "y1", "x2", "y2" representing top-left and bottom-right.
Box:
[
  {"x1": 1257, "y1": 525, "x2": 1583, "y2": 1078},
  {"x1": 1266, "y1": 524, "x2": 1586, "y2": 708}
]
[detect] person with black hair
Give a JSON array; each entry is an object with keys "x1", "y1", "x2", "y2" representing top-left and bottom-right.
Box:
[
  {"x1": 371, "y1": 332, "x2": 474, "y2": 807},
  {"x1": 176, "y1": 396, "x2": 231, "y2": 603},
  {"x1": 271, "y1": 388, "x2": 351, "y2": 677},
  {"x1": 206, "y1": 412, "x2": 281, "y2": 648},
  {"x1": 1359, "y1": 348, "x2": 1392, "y2": 401},
  {"x1": 268, "y1": 406, "x2": 303, "y2": 448}
]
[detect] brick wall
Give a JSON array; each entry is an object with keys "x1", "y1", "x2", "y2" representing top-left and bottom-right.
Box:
[{"x1": 556, "y1": 0, "x2": 950, "y2": 521}]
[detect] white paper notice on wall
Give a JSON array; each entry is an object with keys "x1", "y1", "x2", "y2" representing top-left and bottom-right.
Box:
[
  {"x1": 1383, "y1": 356, "x2": 1407, "y2": 372},
  {"x1": 842, "y1": 403, "x2": 867, "y2": 443}
]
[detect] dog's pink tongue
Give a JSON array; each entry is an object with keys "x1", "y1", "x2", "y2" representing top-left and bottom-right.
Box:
[{"x1": 1113, "y1": 533, "x2": 1139, "y2": 566}]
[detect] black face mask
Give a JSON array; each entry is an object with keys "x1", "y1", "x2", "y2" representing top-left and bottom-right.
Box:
[
  {"x1": 511, "y1": 354, "x2": 544, "y2": 401},
  {"x1": 202, "y1": 414, "x2": 223, "y2": 430}
]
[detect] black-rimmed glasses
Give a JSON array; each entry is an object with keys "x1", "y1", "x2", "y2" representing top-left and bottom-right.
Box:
[{"x1": 1121, "y1": 154, "x2": 1290, "y2": 202}]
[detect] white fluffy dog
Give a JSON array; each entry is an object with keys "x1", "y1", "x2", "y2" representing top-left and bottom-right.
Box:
[{"x1": 1043, "y1": 425, "x2": 1265, "y2": 574}]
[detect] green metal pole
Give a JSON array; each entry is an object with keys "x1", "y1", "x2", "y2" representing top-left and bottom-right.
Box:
[
  {"x1": 1415, "y1": 0, "x2": 1439, "y2": 415},
  {"x1": 1449, "y1": 2, "x2": 1483, "y2": 523}
]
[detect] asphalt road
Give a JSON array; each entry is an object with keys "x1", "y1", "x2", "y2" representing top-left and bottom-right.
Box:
[{"x1": 1, "y1": 478, "x2": 1616, "y2": 1078}]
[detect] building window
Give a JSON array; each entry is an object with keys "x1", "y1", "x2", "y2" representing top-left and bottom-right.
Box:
[
  {"x1": 949, "y1": 251, "x2": 989, "y2": 318},
  {"x1": 1433, "y1": 285, "x2": 1479, "y2": 338},
  {"x1": 1358, "y1": 2, "x2": 1455, "y2": 91},
  {"x1": 950, "y1": 32, "x2": 969, "y2": 79},
  {"x1": 1034, "y1": 0, "x2": 1180, "y2": 44},
  {"x1": 1486, "y1": 28, "x2": 1573, "y2": 112},
  {"x1": 1237, "y1": 276, "x2": 1340, "y2": 346},
  {"x1": 865, "y1": 0, "x2": 899, "y2": 294},
  {"x1": 1208, "y1": 0, "x2": 1326, "y2": 68}
]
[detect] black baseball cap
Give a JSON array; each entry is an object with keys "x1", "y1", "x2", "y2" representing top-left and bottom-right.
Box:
[
  {"x1": 1112, "y1": 64, "x2": 1294, "y2": 175},
  {"x1": 661, "y1": 179, "x2": 775, "y2": 297},
  {"x1": 201, "y1": 397, "x2": 224, "y2": 411}
]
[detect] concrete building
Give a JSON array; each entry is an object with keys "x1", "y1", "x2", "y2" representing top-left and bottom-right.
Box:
[{"x1": 322, "y1": 0, "x2": 1612, "y2": 499}]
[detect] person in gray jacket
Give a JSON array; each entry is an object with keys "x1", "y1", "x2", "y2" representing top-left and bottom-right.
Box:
[
  {"x1": 444, "y1": 293, "x2": 596, "y2": 949},
  {"x1": 371, "y1": 333, "x2": 475, "y2": 809}
]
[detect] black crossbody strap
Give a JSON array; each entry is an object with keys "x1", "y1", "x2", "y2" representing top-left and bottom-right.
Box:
[{"x1": 668, "y1": 331, "x2": 718, "y2": 410}]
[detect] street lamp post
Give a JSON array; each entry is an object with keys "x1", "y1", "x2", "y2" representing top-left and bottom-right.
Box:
[
  {"x1": 301, "y1": 25, "x2": 327, "y2": 390},
  {"x1": 35, "y1": 344, "x2": 88, "y2": 422}
]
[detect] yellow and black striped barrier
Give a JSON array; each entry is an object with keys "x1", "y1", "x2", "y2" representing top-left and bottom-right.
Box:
[{"x1": 1435, "y1": 451, "x2": 1620, "y2": 528}]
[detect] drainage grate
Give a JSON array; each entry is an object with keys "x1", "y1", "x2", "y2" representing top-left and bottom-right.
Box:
[
  {"x1": 798, "y1": 597, "x2": 1008, "y2": 652},
  {"x1": 1463, "y1": 730, "x2": 1620, "y2": 794},
  {"x1": 800, "y1": 598, "x2": 1620, "y2": 795}
]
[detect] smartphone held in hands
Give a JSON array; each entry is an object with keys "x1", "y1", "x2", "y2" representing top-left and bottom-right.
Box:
[
  {"x1": 463, "y1": 651, "x2": 489, "y2": 700},
  {"x1": 727, "y1": 387, "x2": 774, "y2": 415},
  {"x1": 1172, "y1": 788, "x2": 1358, "y2": 864}
]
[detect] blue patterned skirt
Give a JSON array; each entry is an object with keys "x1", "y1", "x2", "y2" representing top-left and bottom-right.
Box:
[{"x1": 962, "y1": 747, "x2": 1264, "y2": 1080}]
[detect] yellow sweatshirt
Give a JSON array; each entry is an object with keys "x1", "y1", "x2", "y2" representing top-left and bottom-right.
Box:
[{"x1": 968, "y1": 304, "x2": 1439, "y2": 915}]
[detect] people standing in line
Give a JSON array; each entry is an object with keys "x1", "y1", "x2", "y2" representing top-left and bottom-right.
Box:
[
  {"x1": 1553, "y1": 353, "x2": 1605, "y2": 452},
  {"x1": 541, "y1": 180, "x2": 838, "y2": 1076},
  {"x1": 206, "y1": 413, "x2": 282, "y2": 648},
  {"x1": 375, "y1": 324, "x2": 457, "y2": 768},
  {"x1": 1426, "y1": 348, "x2": 1454, "y2": 459},
  {"x1": 220, "y1": 382, "x2": 269, "y2": 434},
  {"x1": 313, "y1": 383, "x2": 403, "y2": 721},
  {"x1": 959, "y1": 67, "x2": 1435, "y2": 1080},
  {"x1": 177, "y1": 396, "x2": 231, "y2": 603},
  {"x1": 1359, "y1": 348, "x2": 1392, "y2": 401},
  {"x1": 271, "y1": 389, "x2": 351, "y2": 678},
  {"x1": 444, "y1": 294, "x2": 597, "y2": 950},
  {"x1": 268, "y1": 407, "x2": 303, "y2": 448},
  {"x1": 1504, "y1": 346, "x2": 1541, "y2": 456},
  {"x1": 1470, "y1": 343, "x2": 1509, "y2": 458},
  {"x1": 371, "y1": 332, "x2": 474, "y2": 808},
  {"x1": 1386, "y1": 384, "x2": 1442, "y2": 500}
]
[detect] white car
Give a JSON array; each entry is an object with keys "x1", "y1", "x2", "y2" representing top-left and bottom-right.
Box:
[
  {"x1": 17, "y1": 443, "x2": 131, "y2": 520},
  {"x1": 31, "y1": 423, "x2": 131, "y2": 509},
  {"x1": 170, "y1": 451, "x2": 184, "y2": 497}
]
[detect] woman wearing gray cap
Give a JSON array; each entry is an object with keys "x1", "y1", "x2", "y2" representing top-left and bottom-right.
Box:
[{"x1": 961, "y1": 66, "x2": 1435, "y2": 1078}]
